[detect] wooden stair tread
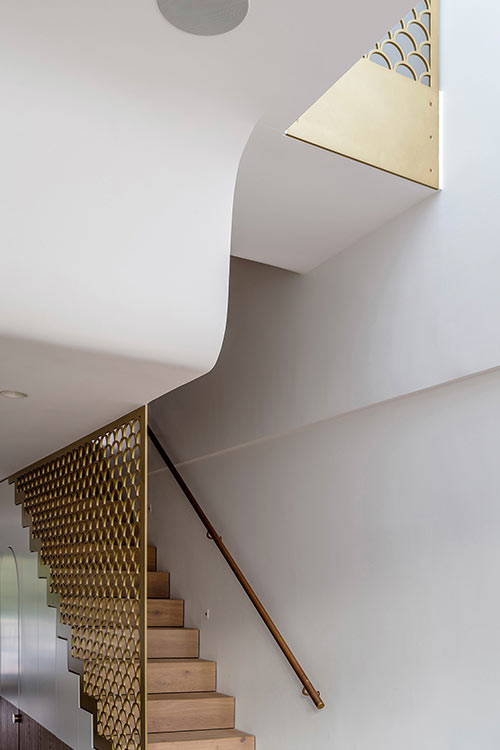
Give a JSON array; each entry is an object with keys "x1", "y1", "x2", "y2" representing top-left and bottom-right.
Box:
[
  {"x1": 147, "y1": 628, "x2": 198, "y2": 633},
  {"x1": 147, "y1": 729, "x2": 254, "y2": 749},
  {"x1": 147, "y1": 658, "x2": 212, "y2": 664},
  {"x1": 149, "y1": 692, "x2": 232, "y2": 702}
]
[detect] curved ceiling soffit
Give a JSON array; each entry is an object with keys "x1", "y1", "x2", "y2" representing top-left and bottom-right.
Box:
[
  {"x1": 0, "y1": 0, "x2": 413, "y2": 477},
  {"x1": 0, "y1": 0, "x2": 414, "y2": 371}
]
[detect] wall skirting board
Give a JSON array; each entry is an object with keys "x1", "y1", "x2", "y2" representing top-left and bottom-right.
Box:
[{"x1": 0, "y1": 696, "x2": 74, "y2": 750}]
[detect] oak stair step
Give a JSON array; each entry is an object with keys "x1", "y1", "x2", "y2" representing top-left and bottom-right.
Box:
[
  {"x1": 148, "y1": 571, "x2": 170, "y2": 598},
  {"x1": 148, "y1": 693, "x2": 234, "y2": 733},
  {"x1": 145, "y1": 544, "x2": 252, "y2": 747},
  {"x1": 147, "y1": 729, "x2": 255, "y2": 750},
  {"x1": 148, "y1": 659, "x2": 216, "y2": 694},
  {"x1": 148, "y1": 599, "x2": 184, "y2": 627},
  {"x1": 148, "y1": 546, "x2": 157, "y2": 572},
  {"x1": 148, "y1": 628, "x2": 199, "y2": 658}
]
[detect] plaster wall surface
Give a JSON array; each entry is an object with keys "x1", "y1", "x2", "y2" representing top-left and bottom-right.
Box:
[
  {"x1": 147, "y1": 4, "x2": 500, "y2": 747},
  {"x1": 151, "y1": 0, "x2": 500, "y2": 465},
  {"x1": 149, "y1": 367, "x2": 500, "y2": 750},
  {"x1": 0, "y1": 0, "x2": 410, "y2": 477}
]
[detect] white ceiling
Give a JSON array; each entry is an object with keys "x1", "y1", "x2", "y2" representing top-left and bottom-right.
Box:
[{"x1": 0, "y1": 0, "x2": 414, "y2": 478}]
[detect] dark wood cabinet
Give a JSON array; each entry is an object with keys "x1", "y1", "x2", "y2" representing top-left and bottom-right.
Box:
[
  {"x1": 0, "y1": 697, "x2": 74, "y2": 750},
  {"x1": 0, "y1": 695, "x2": 19, "y2": 750}
]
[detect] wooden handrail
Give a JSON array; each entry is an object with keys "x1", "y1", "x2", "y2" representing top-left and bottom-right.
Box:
[{"x1": 148, "y1": 426, "x2": 325, "y2": 710}]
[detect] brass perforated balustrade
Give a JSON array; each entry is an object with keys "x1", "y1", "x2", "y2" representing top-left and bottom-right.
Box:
[{"x1": 12, "y1": 409, "x2": 147, "y2": 750}]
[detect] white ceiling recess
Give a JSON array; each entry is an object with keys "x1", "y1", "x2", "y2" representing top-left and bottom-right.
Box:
[
  {"x1": 0, "y1": 0, "x2": 413, "y2": 477},
  {"x1": 232, "y1": 123, "x2": 434, "y2": 273}
]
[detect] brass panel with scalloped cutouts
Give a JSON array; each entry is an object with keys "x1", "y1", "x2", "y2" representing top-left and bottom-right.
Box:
[
  {"x1": 11, "y1": 409, "x2": 147, "y2": 750},
  {"x1": 365, "y1": 0, "x2": 436, "y2": 88},
  {"x1": 287, "y1": 0, "x2": 439, "y2": 188}
]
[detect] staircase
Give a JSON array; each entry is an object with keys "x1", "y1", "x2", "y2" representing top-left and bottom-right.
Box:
[
  {"x1": 12, "y1": 416, "x2": 319, "y2": 750},
  {"x1": 146, "y1": 546, "x2": 255, "y2": 749}
]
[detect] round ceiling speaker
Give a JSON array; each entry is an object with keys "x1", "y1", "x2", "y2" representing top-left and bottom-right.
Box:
[{"x1": 157, "y1": 0, "x2": 249, "y2": 36}]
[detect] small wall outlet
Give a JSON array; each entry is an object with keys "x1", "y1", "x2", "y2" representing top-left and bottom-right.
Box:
[{"x1": 204, "y1": 609, "x2": 210, "y2": 620}]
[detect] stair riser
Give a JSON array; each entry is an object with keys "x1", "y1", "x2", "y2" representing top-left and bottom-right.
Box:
[
  {"x1": 148, "y1": 600, "x2": 184, "y2": 627},
  {"x1": 148, "y1": 546, "x2": 157, "y2": 572},
  {"x1": 148, "y1": 661, "x2": 216, "y2": 693},
  {"x1": 148, "y1": 697, "x2": 235, "y2": 733},
  {"x1": 147, "y1": 733, "x2": 255, "y2": 750},
  {"x1": 148, "y1": 630, "x2": 199, "y2": 658},
  {"x1": 148, "y1": 571, "x2": 170, "y2": 598}
]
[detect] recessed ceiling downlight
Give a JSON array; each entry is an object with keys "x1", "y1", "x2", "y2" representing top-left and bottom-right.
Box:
[
  {"x1": 0, "y1": 390, "x2": 28, "y2": 399},
  {"x1": 157, "y1": 0, "x2": 248, "y2": 36}
]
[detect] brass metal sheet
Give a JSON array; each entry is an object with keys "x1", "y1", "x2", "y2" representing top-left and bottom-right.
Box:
[
  {"x1": 365, "y1": 0, "x2": 437, "y2": 89},
  {"x1": 286, "y1": 0, "x2": 439, "y2": 188},
  {"x1": 12, "y1": 408, "x2": 148, "y2": 750},
  {"x1": 287, "y1": 58, "x2": 438, "y2": 188}
]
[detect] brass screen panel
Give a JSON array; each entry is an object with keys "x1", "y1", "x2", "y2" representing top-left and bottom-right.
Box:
[
  {"x1": 365, "y1": 0, "x2": 436, "y2": 88},
  {"x1": 13, "y1": 409, "x2": 147, "y2": 750},
  {"x1": 286, "y1": 0, "x2": 439, "y2": 188}
]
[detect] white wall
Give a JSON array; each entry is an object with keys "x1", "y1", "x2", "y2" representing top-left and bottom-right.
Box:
[
  {"x1": 0, "y1": 0, "x2": 411, "y2": 479},
  {"x1": 151, "y1": 0, "x2": 500, "y2": 465},
  {"x1": 0, "y1": 480, "x2": 92, "y2": 750},
  {"x1": 147, "y1": 2, "x2": 500, "y2": 746},
  {"x1": 149, "y1": 367, "x2": 500, "y2": 750}
]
